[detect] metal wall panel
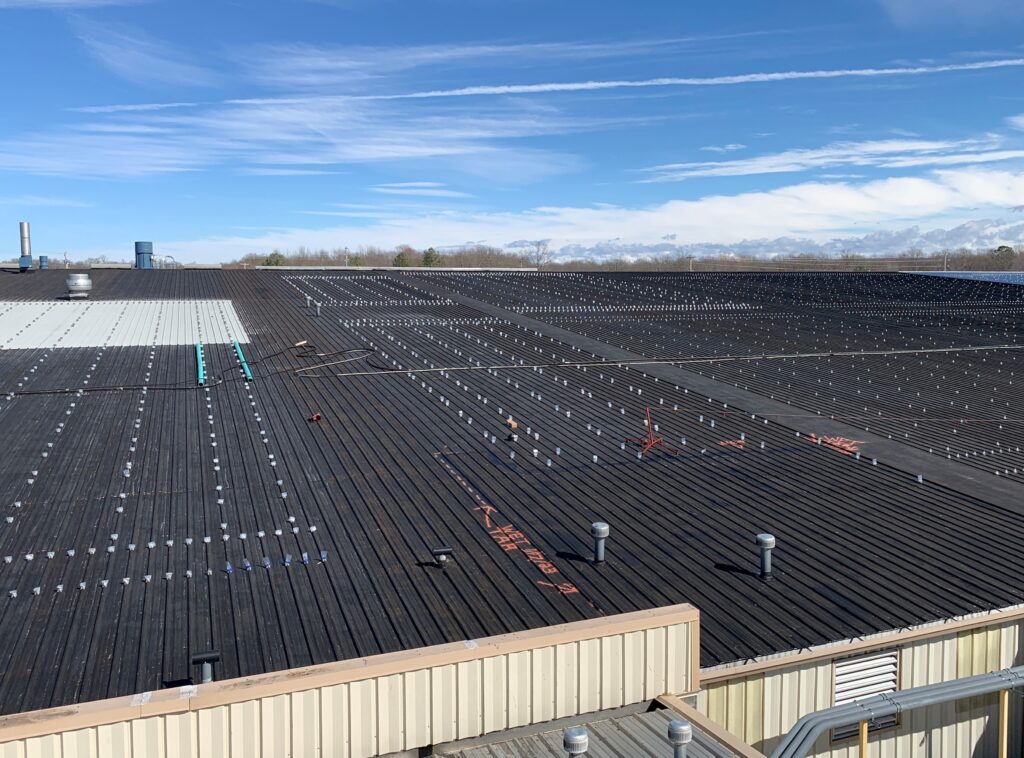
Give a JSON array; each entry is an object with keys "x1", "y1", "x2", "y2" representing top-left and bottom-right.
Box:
[
  {"x1": 700, "y1": 619, "x2": 1024, "y2": 758},
  {"x1": 0, "y1": 614, "x2": 698, "y2": 758}
]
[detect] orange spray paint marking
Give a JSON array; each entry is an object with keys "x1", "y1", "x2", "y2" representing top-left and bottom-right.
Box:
[
  {"x1": 809, "y1": 434, "x2": 864, "y2": 455},
  {"x1": 435, "y1": 451, "x2": 584, "y2": 600},
  {"x1": 718, "y1": 439, "x2": 746, "y2": 449}
]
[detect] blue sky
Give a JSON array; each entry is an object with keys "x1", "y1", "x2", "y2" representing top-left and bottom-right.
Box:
[{"x1": 2, "y1": 0, "x2": 1024, "y2": 262}]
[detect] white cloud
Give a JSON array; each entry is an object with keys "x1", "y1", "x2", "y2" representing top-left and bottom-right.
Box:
[
  {"x1": 149, "y1": 168, "x2": 1024, "y2": 262},
  {"x1": 0, "y1": 96, "x2": 589, "y2": 179},
  {"x1": 1009, "y1": 114, "x2": 1024, "y2": 130},
  {"x1": 372, "y1": 182, "x2": 471, "y2": 198},
  {"x1": 72, "y1": 19, "x2": 217, "y2": 87},
  {"x1": 0, "y1": 195, "x2": 90, "y2": 207},
  {"x1": 238, "y1": 33, "x2": 786, "y2": 91},
  {"x1": 700, "y1": 143, "x2": 746, "y2": 153},
  {"x1": 68, "y1": 102, "x2": 199, "y2": 114},
  {"x1": 640, "y1": 138, "x2": 1024, "y2": 181}
]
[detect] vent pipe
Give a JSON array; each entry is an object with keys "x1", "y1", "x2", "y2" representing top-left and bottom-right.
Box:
[
  {"x1": 135, "y1": 241, "x2": 153, "y2": 269},
  {"x1": 191, "y1": 650, "x2": 220, "y2": 683},
  {"x1": 667, "y1": 719, "x2": 693, "y2": 758},
  {"x1": 563, "y1": 726, "x2": 589, "y2": 756},
  {"x1": 18, "y1": 221, "x2": 31, "y2": 272},
  {"x1": 756, "y1": 533, "x2": 776, "y2": 581},
  {"x1": 591, "y1": 522, "x2": 609, "y2": 564},
  {"x1": 38, "y1": 255, "x2": 48, "y2": 270}
]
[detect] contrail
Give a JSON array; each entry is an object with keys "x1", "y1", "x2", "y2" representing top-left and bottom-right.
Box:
[{"x1": 366, "y1": 58, "x2": 1024, "y2": 100}]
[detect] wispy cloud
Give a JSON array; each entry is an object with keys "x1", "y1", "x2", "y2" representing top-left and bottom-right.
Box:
[
  {"x1": 72, "y1": 19, "x2": 217, "y2": 87},
  {"x1": 1009, "y1": 114, "x2": 1024, "y2": 130},
  {"x1": 640, "y1": 137, "x2": 1024, "y2": 181},
  {"x1": 68, "y1": 102, "x2": 199, "y2": 114},
  {"x1": 700, "y1": 143, "x2": 746, "y2": 153},
  {"x1": 371, "y1": 181, "x2": 471, "y2": 198},
  {"x1": 241, "y1": 167, "x2": 343, "y2": 176},
  {"x1": 0, "y1": 96, "x2": 589, "y2": 179},
  {"x1": 364, "y1": 57, "x2": 1024, "y2": 100},
  {"x1": 0, "y1": 195, "x2": 91, "y2": 207},
  {"x1": 239, "y1": 32, "x2": 791, "y2": 91}
]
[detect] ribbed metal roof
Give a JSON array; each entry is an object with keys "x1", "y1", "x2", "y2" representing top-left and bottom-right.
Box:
[
  {"x1": 0, "y1": 269, "x2": 1020, "y2": 716},
  {"x1": 446, "y1": 709, "x2": 738, "y2": 757}
]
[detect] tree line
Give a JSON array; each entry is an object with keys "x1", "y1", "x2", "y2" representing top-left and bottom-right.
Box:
[{"x1": 227, "y1": 244, "x2": 1024, "y2": 272}]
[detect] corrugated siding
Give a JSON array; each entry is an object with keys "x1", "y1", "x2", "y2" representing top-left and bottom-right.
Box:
[
  {"x1": 698, "y1": 618, "x2": 1024, "y2": 758},
  {"x1": 0, "y1": 619, "x2": 696, "y2": 758}
]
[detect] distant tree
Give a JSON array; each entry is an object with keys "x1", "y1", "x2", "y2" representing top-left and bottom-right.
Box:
[
  {"x1": 263, "y1": 250, "x2": 286, "y2": 266},
  {"x1": 422, "y1": 247, "x2": 442, "y2": 267},
  {"x1": 349, "y1": 254, "x2": 364, "y2": 266},
  {"x1": 527, "y1": 240, "x2": 552, "y2": 269},
  {"x1": 392, "y1": 249, "x2": 412, "y2": 267},
  {"x1": 992, "y1": 245, "x2": 1017, "y2": 270}
]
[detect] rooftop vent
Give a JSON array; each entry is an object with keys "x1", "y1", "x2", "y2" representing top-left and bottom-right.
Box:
[
  {"x1": 563, "y1": 726, "x2": 588, "y2": 756},
  {"x1": 66, "y1": 273, "x2": 92, "y2": 299},
  {"x1": 667, "y1": 719, "x2": 693, "y2": 757}
]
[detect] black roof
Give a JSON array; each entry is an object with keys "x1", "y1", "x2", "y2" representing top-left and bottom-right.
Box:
[{"x1": 0, "y1": 269, "x2": 1021, "y2": 715}]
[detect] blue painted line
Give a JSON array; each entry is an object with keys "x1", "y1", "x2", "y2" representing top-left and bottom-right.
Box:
[
  {"x1": 233, "y1": 340, "x2": 253, "y2": 381},
  {"x1": 196, "y1": 343, "x2": 205, "y2": 386}
]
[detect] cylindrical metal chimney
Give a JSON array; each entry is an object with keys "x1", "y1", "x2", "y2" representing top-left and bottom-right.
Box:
[
  {"x1": 564, "y1": 726, "x2": 588, "y2": 756},
  {"x1": 591, "y1": 522, "x2": 609, "y2": 564},
  {"x1": 135, "y1": 241, "x2": 154, "y2": 269},
  {"x1": 668, "y1": 719, "x2": 693, "y2": 758},
  {"x1": 756, "y1": 533, "x2": 776, "y2": 581},
  {"x1": 19, "y1": 221, "x2": 32, "y2": 271}
]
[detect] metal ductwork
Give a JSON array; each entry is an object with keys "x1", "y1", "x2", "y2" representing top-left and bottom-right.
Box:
[
  {"x1": 771, "y1": 665, "x2": 1024, "y2": 757},
  {"x1": 18, "y1": 221, "x2": 32, "y2": 272},
  {"x1": 38, "y1": 255, "x2": 48, "y2": 270}
]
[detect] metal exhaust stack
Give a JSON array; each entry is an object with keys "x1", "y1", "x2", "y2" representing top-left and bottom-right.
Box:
[
  {"x1": 18, "y1": 222, "x2": 32, "y2": 272},
  {"x1": 135, "y1": 241, "x2": 153, "y2": 269},
  {"x1": 591, "y1": 522, "x2": 609, "y2": 564},
  {"x1": 668, "y1": 719, "x2": 692, "y2": 758},
  {"x1": 191, "y1": 650, "x2": 221, "y2": 683},
  {"x1": 564, "y1": 726, "x2": 589, "y2": 756},
  {"x1": 756, "y1": 533, "x2": 776, "y2": 581}
]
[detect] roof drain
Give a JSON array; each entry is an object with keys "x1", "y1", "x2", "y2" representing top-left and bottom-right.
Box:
[
  {"x1": 591, "y1": 522, "x2": 609, "y2": 564},
  {"x1": 756, "y1": 533, "x2": 775, "y2": 581},
  {"x1": 668, "y1": 719, "x2": 693, "y2": 757},
  {"x1": 563, "y1": 726, "x2": 588, "y2": 756}
]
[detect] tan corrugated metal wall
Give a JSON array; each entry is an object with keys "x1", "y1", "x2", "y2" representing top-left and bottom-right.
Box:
[
  {"x1": 697, "y1": 618, "x2": 1024, "y2": 757},
  {"x1": 0, "y1": 608, "x2": 698, "y2": 758}
]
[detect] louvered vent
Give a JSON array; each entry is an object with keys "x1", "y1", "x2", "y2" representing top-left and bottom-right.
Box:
[{"x1": 832, "y1": 649, "x2": 899, "y2": 740}]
